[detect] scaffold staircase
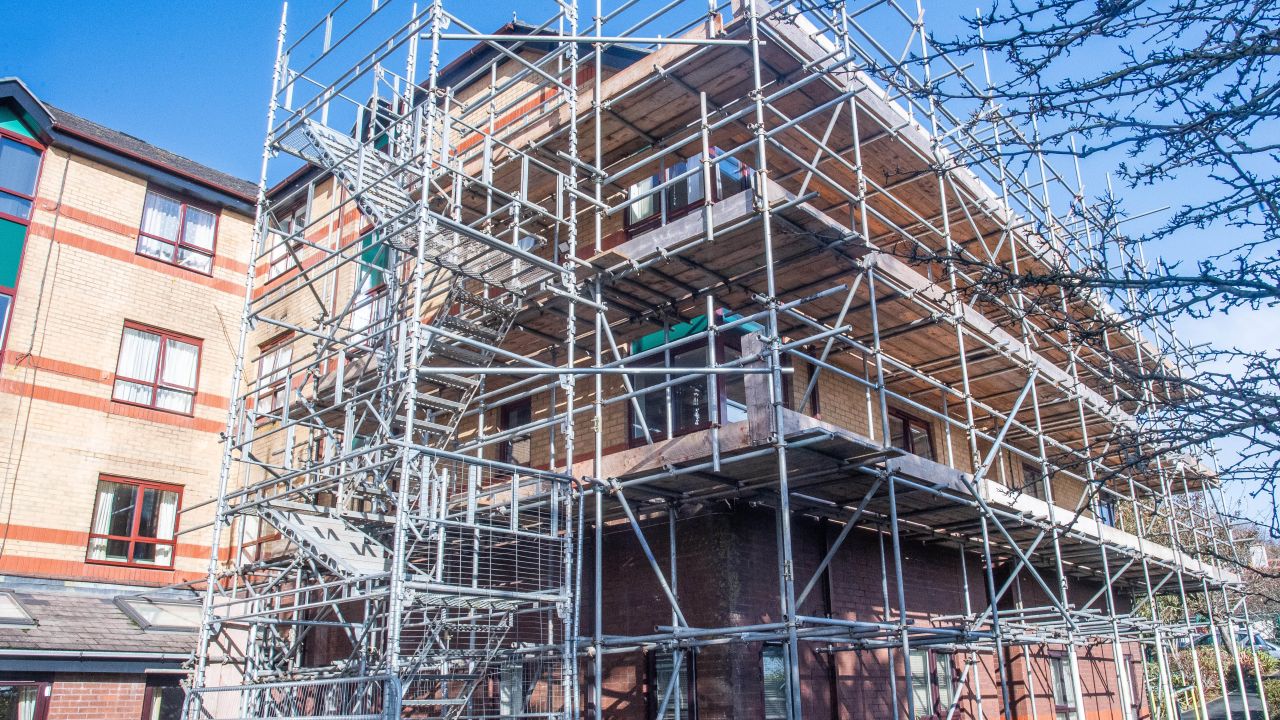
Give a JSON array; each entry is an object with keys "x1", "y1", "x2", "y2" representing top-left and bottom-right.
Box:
[{"x1": 256, "y1": 115, "x2": 544, "y2": 718}]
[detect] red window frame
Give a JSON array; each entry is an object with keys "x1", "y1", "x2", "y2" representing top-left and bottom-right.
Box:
[
  {"x1": 86, "y1": 474, "x2": 183, "y2": 570},
  {"x1": 135, "y1": 187, "x2": 219, "y2": 276},
  {"x1": 141, "y1": 675, "x2": 185, "y2": 719},
  {"x1": 0, "y1": 126, "x2": 44, "y2": 227},
  {"x1": 887, "y1": 409, "x2": 935, "y2": 461},
  {"x1": 111, "y1": 321, "x2": 203, "y2": 416}
]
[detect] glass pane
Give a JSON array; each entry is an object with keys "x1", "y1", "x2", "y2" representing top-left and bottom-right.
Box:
[
  {"x1": 500, "y1": 662, "x2": 525, "y2": 716},
  {"x1": 0, "y1": 191, "x2": 32, "y2": 221},
  {"x1": 936, "y1": 655, "x2": 954, "y2": 710},
  {"x1": 628, "y1": 174, "x2": 658, "y2": 226},
  {"x1": 133, "y1": 541, "x2": 157, "y2": 563},
  {"x1": 718, "y1": 155, "x2": 750, "y2": 197},
  {"x1": 117, "y1": 328, "x2": 161, "y2": 382},
  {"x1": 654, "y1": 651, "x2": 690, "y2": 720},
  {"x1": 140, "y1": 191, "x2": 181, "y2": 241},
  {"x1": 137, "y1": 234, "x2": 176, "y2": 262},
  {"x1": 888, "y1": 415, "x2": 907, "y2": 451},
  {"x1": 631, "y1": 369, "x2": 668, "y2": 440},
  {"x1": 96, "y1": 480, "x2": 137, "y2": 538},
  {"x1": 909, "y1": 424, "x2": 933, "y2": 461},
  {"x1": 762, "y1": 646, "x2": 788, "y2": 720},
  {"x1": 122, "y1": 599, "x2": 202, "y2": 629},
  {"x1": 0, "y1": 137, "x2": 41, "y2": 197},
  {"x1": 908, "y1": 650, "x2": 932, "y2": 716},
  {"x1": 113, "y1": 379, "x2": 155, "y2": 405},
  {"x1": 148, "y1": 683, "x2": 185, "y2": 720},
  {"x1": 176, "y1": 247, "x2": 212, "y2": 273},
  {"x1": 0, "y1": 684, "x2": 41, "y2": 720},
  {"x1": 182, "y1": 206, "x2": 216, "y2": 251},
  {"x1": 155, "y1": 388, "x2": 194, "y2": 414},
  {"x1": 671, "y1": 345, "x2": 708, "y2": 433},
  {"x1": 0, "y1": 594, "x2": 32, "y2": 624},
  {"x1": 722, "y1": 345, "x2": 748, "y2": 424},
  {"x1": 0, "y1": 294, "x2": 10, "y2": 350},
  {"x1": 161, "y1": 338, "x2": 199, "y2": 388}
]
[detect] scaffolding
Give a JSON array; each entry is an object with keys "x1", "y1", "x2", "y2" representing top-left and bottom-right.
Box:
[{"x1": 186, "y1": 1, "x2": 1265, "y2": 718}]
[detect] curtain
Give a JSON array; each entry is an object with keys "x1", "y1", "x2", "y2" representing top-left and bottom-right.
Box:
[
  {"x1": 139, "y1": 192, "x2": 182, "y2": 262},
  {"x1": 114, "y1": 328, "x2": 159, "y2": 404},
  {"x1": 153, "y1": 489, "x2": 178, "y2": 566},
  {"x1": 156, "y1": 339, "x2": 198, "y2": 413},
  {"x1": 87, "y1": 480, "x2": 118, "y2": 560},
  {"x1": 182, "y1": 207, "x2": 216, "y2": 250},
  {"x1": 178, "y1": 206, "x2": 216, "y2": 273},
  {"x1": 16, "y1": 685, "x2": 37, "y2": 720}
]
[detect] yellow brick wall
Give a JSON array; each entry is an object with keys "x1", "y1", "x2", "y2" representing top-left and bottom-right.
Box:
[{"x1": 0, "y1": 145, "x2": 253, "y2": 585}]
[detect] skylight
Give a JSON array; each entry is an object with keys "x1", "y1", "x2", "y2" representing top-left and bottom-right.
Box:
[
  {"x1": 115, "y1": 597, "x2": 202, "y2": 631},
  {"x1": 0, "y1": 592, "x2": 35, "y2": 626}
]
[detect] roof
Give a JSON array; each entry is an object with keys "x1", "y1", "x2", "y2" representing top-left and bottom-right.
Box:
[
  {"x1": 47, "y1": 104, "x2": 258, "y2": 200},
  {"x1": 0, "y1": 586, "x2": 196, "y2": 658},
  {"x1": 0, "y1": 77, "x2": 256, "y2": 211}
]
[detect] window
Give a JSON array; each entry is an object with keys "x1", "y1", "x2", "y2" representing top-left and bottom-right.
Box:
[
  {"x1": 87, "y1": 476, "x2": 181, "y2": 568},
  {"x1": 628, "y1": 325, "x2": 748, "y2": 445},
  {"x1": 907, "y1": 649, "x2": 955, "y2": 719},
  {"x1": 268, "y1": 203, "x2": 307, "y2": 280},
  {"x1": 256, "y1": 334, "x2": 294, "y2": 416},
  {"x1": 1021, "y1": 462, "x2": 1048, "y2": 501},
  {"x1": 0, "y1": 292, "x2": 11, "y2": 353},
  {"x1": 500, "y1": 660, "x2": 527, "y2": 717},
  {"x1": 112, "y1": 323, "x2": 201, "y2": 414},
  {"x1": 0, "y1": 592, "x2": 35, "y2": 626},
  {"x1": 0, "y1": 133, "x2": 41, "y2": 223},
  {"x1": 0, "y1": 681, "x2": 48, "y2": 720},
  {"x1": 350, "y1": 232, "x2": 389, "y2": 343},
  {"x1": 498, "y1": 399, "x2": 532, "y2": 465},
  {"x1": 136, "y1": 188, "x2": 217, "y2": 274},
  {"x1": 115, "y1": 597, "x2": 201, "y2": 631},
  {"x1": 649, "y1": 649, "x2": 695, "y2": 720},
  {"x1": 761, "y1": 644, "x2": 789, "y2": 720},
  {"x1": 1048, "y1": 654, "x2": 1078, "y2": 720},
  {"x1": 1096, "y1": 493, "x2": 1117, "y2": 527},
  {"x1": 625, "y1": 149, "x2": 753, "y2": 235},
  {"x1": 142, "y1": 676, "x2": 185, "y2": 720},
  {"x1": 888, "y1": 410, "x2": 935, "y2": 461}
]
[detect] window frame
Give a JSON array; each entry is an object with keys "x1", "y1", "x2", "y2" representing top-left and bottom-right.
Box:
[
  {"x1": 907, "y1": 648, "x2": 957, "y2": 719},
  {"x1": 85, "y1": 474, "x2": 184, "y2": 570},
  {"x1": 141, "y1": 674, "x2": 186, "y2": 720},
  {"x1": 0, "y1": 126, "x2": 44, "y2": 227},
  {"x1": 111, "y1": 321, "x2": 203, "y2": 416},
  {"x1": 624, "y1": 148, "x2": 754, "y2": 237},
  {"x1": 114, "y1": 597, "x2": 201, "y2": 632},
  {"x1": 255, "y1": 331, "x2": 295, "y2": 419},
  {"x1": 647, "y1": 648, "x2": 697, "y2": 720},
  {"x1": 0, "y1": 590, "x2": 36, "y2": 626},
  {"x1": 1047, "y1": 652, "x2": 1078, "y2": 720},
  {"x1": 626, "y1": 333, "x2": 747, "y2": 448},
  {"x1": 1021, "y1": 461, "x2": 1049, "y2": 501},
  {"x1": 0, "y1": 679, "x2": 50, "y2": 720},
  {"x1": 267, "y1": 201, "x2": 308, "y2": 282},
  {"x1": 135, "y1": 186, "x2": 219, "y2": 277},
  {"x1": 887, "y1": 409, "x2": 936, "y2": 461},
  {"x1": 498, "y1": 398, "x2": 533, "y2": 465},
  {"x1": 1096, "y1": 492, "x2": 1118, "y2": 527},
  {"x1": 761, "y1": 643, "x2": 789, "y2": 720}
]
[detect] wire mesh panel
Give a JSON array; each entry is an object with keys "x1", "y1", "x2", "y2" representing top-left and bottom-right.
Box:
[{"x1": 187, "y1": 677, "x2": 398, "y2": 720}]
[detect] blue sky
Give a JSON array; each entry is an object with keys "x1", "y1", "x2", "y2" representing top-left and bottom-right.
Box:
[{"x1": 4, "y1": 1, "x2": 1271, "y2": 520}]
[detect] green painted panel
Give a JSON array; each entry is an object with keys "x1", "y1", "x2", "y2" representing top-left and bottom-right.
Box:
[
  {"x1": 0, "y1": 103, "x2": 36, "y2": 140},
  {"x1": 631, "y1": 315, "x2": 708, "y2": 354},
  {"x1": 0, "y1": 219, "x2": 27, "y2": 289}
]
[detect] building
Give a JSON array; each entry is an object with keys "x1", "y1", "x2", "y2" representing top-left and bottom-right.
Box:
[
  {"x1": 184, "y1": 2, "x2": 1258, "y2": 720},
  {"x1": 0, "y1": 78, "x2": 255, "y2": 720}
]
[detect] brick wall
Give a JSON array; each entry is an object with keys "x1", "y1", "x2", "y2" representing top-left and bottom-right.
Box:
[
  {"x1": 45, "y1": 673, "x2": 146, "y2": 720},
  {"x1": 583, "y1": 504, "x2": 1146, "y2": 720},
  {"x1": 0, "y1": 144, "x2": 253, "y2": 584}
]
